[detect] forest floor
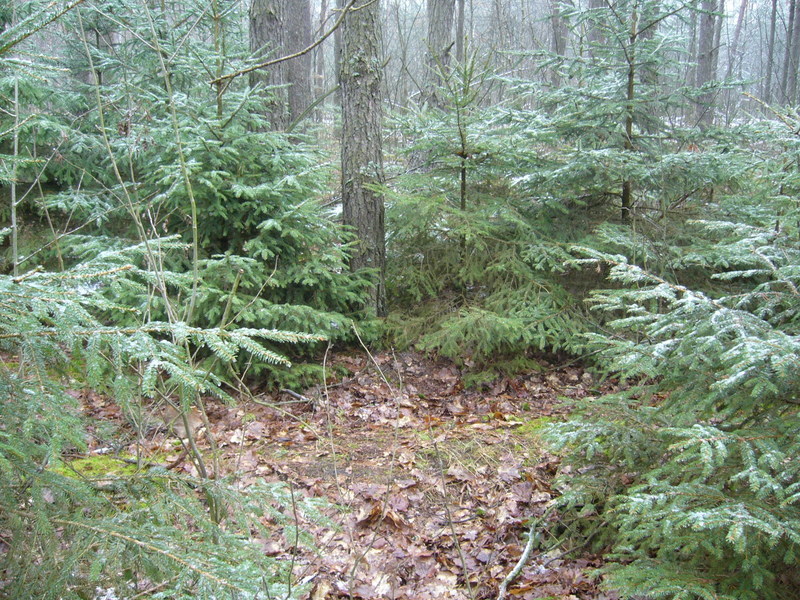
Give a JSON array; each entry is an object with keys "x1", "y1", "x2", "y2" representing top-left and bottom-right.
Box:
[{"x1": 83, "y1": 351, "x2": 622, "y2": 600}]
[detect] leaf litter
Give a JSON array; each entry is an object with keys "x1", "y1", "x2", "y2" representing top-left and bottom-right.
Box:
[{"x1": 81, "y1": 351, "x2": 620, "y2": 600}]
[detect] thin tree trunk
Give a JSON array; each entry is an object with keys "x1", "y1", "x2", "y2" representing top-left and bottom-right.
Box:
[
  {"x1": 424, "y1": 0, "x2": 456, "y2": 108},
  {"x1": 686, "y1": 0, "x2": 698, "y2": 121},
  {"x1": 621, "y1": 5, "x2": 638, "y2": 223},
  {"x1": 764, "y1": 0, "x2": 777, "y2": 103},
  {"x1": 549, "y1": 0, "x2": 568, "y2": 87},
  {"x1": 782, "y1": 0, "x2": 796, "y2": 102},
  {"x1": 711, "y1": 0, "x2": 723, "y2": 77},
  {"x1": 340, "y1": 0, "x2": 386, "y2": 316},
  {"x1": 334, "y1": 0, "x2": 343, "y2": 105},
  {"x1": 212, "y1": 0, "x2": 227, "y2": 118},
  {"x1": 788, "y1": 0, "x2": 800, "y2": 103},
  {"x1": 725, "y1": 0, "x2": 747, "y2": 79},
  {"x1": 638, "y1": 0, "x2": 658, "y2": 89},
  {"x1": 313, "y1": 0, "x2": 328, "y2": 110},
  {"x1": 455, "y1": 0, "x2": 465, "y2": 63},
  {"x1": 389, "y1": 1, "x2": 409, "y2": 106},
  {"x1": 10, "y1": 0, "x2": 19, "y2": 276},
  {"x1": 587, "y1": 0, "x2": 605, "y2": 56},
  {"x1": 722, "y1": 0, "x2": 746, "y2": 121}
]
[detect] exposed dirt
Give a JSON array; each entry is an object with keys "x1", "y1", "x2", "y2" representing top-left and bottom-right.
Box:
[{"x1": 82, "y1": 351, "x2": 621, "y2": 600}]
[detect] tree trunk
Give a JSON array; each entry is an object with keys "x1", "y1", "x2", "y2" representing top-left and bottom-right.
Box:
[
  {"x1": 782, "y1": 0, "x2": 796, "y2": 102},
  {"x1": 711, "y1": 0, "x2": 723, "y2": 77},
  {"x1": 313, "y1": 0, "x2": 328, "y2": 113},
  {"x1": 455, "y1": 0, "x2": 465, "y2": 63},
  {"x1": 764, "y1": 0, "x2": 777, "y2": 104},
  {"x1": 334, "y1": 0, "x2": 343, "y2": 105},
  {"x1": 249, "y1": 0, "x2": 283, "y2": 127},
  {"x1": 340, "y1": 0, "x2": 386, "y2": 316},
  {"x1": 549, "y1": 0, "x2": 568, "y2": 88},
  {"x1": 621, "y1": 5, "x2": 638, "y2": 223},
  {"x1": 424, "y1": 0, "x2": 456, "y2": 108},
  {"x1": 722, "y1": 0, "x2": 746, "y2": 120},
  {"x1": 788, "y1": 0, "x2": 800, "y2": 103},
  {"x1": 686, "y1": 0, "x2": 698, "y2": 121},
  {"x1": 695, "y1": 0, "x2": 718, "y2": 125},
  {"x1": 389, "y1": 1, "x2": 411, "y2": 107},
  {"x1": 10, "y1": 0, "x2": 19, "y2": 276},
  {"x1": 286, "y1": 0, "x2": 312, "y2": 124},
  {"x1": 587, "y1": 0, "x2": 605, "y2": 56},
  {"x1": 725, "y1": 0, "x2": 747, "y2": 80},
  {"x1": 249, "y1": 0, "x2": 312, "y2": 130},
  {"x1": 637, "y1": 0, "x2": 659, "y2": 90}
]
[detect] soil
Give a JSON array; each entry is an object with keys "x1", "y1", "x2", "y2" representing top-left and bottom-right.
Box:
[{"x1": 82, "y1": 351, "x2": 621, "y2": 600}]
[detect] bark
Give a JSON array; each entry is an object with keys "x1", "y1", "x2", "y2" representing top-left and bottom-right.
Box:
[
  {"x1": 782, "y1": 0, "x2": 798, "y2": 102},
  {"x1": 686, "y1": 0, "x2": 698, "y2": 120},
  {"x1": 334, "y1": 0, "x2": 343, "y2": 104},
  {"x1": 250, "y1": 0, "x2": 285, "y2": 126},
  {"x1": 725, "y1": 0, "x2": 747, "y2": 80},
  {"x1": 249, "y1": 0, "x2": 312, "y2": 130},
  {"x1": 340, "y1": 0, "x2": 386, "y2": 316},
  {"x1": 695, "y1": 0, "x2": 718, "y2": 125},
  {"x1": 711, "y1": 0, "x2": 723, "y2": 77},
  {"x1": 424, "y1": 0, "x2": 456, "y2": 108},
  {"x1": 313, "y1": 0, "x2": 328, "y2": 107},
  {"x1": 549, "y1": 0, "x2": 568, "y2": 87},
  {"x1": 286, "y1": 0, "x2": 312, "y2": 123},
  {"x1": 621, "y1": 5, "x2": 638, "y2": 223},
  {"x1": 455, "y1": 0, "x2": 465, "y2": 63},
  {"x1": 764, "y1": 0, "x2": 777, "y2": 103},
  {"x1": 788, "y1": 0, "x2": 800, "y2": 103}
]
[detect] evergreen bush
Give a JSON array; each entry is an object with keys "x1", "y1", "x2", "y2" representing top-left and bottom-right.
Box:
[
  {"x1": 543, "y1": 213, "x2": 800, "y2": 599},
  {"x1": 0, "y1": 5, "x2": 341, "y2": 596},
  {"x1": 385, "y1": 60, "x2": 595, "y2": 368},
  {"x1": 0, "y1": 241, "x2": 329, "y2": 598},
  {"x1": 7, "y1": 0, "x2": 370, "y2": 379}
]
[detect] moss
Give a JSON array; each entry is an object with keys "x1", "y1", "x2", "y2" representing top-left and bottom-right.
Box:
[
  {"x1": 55, "y1": 455, "x2": 139, "y2": 478},
  {"x1": 516, "y1": 415, "x2": 561, "y2": 438}
]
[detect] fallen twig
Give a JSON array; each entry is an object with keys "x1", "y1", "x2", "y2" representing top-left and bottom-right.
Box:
[
  {"x1": 280, "y1": 388, "x2": 311, "y2": 403},
  {"x1": 497, "y1": 519, "x2": 541, "y2": 600}
]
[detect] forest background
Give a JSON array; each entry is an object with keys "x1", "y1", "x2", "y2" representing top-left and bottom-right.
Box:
[{"x1": 0, "y1": 0, "x2": 799, "y2": 598}]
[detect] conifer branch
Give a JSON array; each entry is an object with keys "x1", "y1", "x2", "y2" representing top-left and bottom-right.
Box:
[
  {"x1": 0, "y1": 0, "x2": 88, "y2": 56},
  {"x1": 53, "y1": 519, "x2": 250, "y2": 593}
]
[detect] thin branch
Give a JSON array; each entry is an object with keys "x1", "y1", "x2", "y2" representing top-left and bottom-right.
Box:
[
  {"x1": 210, "y1": 0, "x2": 358, "y2": 85},
  {"x1": 496, "y1": 519, "x2": 540, "y2": 600},
  {"x1": 0, "y1": 0, "x2": 88, "y2": 56},
  {"x1": 53, "y1": 519, "x2": 250, "y2": 593},
  {"x1": 287, "y1": 84, "x2": 339, "y2": 132}
]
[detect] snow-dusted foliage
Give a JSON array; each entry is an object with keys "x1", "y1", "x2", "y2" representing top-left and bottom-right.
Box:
[{"x1": 545, "y1": 217, "x2": 800, "y2": 599}]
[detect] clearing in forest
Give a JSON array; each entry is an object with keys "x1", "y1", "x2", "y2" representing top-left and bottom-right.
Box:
[{"x1": 83, "y1": 352, "x2": 619, "y2": 600}]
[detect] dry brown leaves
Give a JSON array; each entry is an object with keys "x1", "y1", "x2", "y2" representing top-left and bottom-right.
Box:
[{"x1": 80, "y1": 351, "x2": 620, "y2": 600}]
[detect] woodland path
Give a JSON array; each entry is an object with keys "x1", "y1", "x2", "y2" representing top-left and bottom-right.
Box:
[{"x1": 86, "y1": 351, "x2": 620, "y2": 600}]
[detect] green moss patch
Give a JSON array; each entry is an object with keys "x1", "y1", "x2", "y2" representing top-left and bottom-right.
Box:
[{"x1": 55, "y1": 455, "x2": 139, "y2": 478}]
